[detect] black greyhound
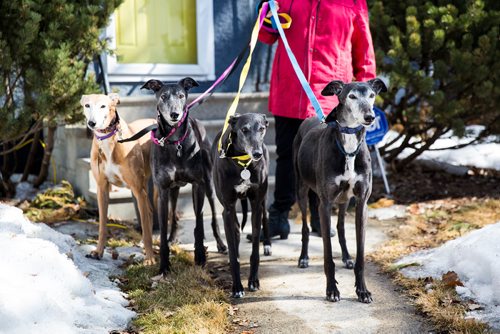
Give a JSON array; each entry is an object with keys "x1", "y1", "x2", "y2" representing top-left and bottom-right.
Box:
[
  {"x1": 293, "y1": 78, "x2": 387, "y2": 303},
  {"x1": 142, "y1": 77, "x2": 227, "y2": 275},
  {"x1": 212, "y1": 113, "x2": 271, "y2": 298}
]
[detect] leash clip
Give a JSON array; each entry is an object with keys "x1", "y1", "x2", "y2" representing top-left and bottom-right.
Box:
[
  {"x1": 158, "y1": 137, "x2": 166, "y2": 147},
  {"x1": 219, "y1": 150, "x2": 226, "y2": 159}
]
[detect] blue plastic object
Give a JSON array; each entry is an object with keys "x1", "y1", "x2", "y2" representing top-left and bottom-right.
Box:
[{"x1": 366, "y1": 106, "x2": 389, "y2": 146}]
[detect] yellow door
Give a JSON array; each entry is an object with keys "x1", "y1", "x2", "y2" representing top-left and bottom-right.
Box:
[{"x1": 114, "y1": 0, "x2": 197, "y2": 64}]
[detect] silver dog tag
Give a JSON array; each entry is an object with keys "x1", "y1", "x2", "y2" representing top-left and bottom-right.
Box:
[
  {"x1": 240, "y1": 168, "x2": 251, "y2": 180},
  {"x1": 176, "y1": 144, "x2": 182, "y2": 157}
]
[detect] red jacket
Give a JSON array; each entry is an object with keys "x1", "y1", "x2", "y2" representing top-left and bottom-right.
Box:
[{"x1": 259, "y1": 0, "x2": 376, "y2": 119}]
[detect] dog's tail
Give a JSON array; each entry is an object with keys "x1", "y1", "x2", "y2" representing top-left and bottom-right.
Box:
[{"x1": 240, "y1": 198, "x2": 248, "y2": 231}]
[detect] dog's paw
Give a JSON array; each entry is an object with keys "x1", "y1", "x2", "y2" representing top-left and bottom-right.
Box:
[
  {"x1": 232, "y1": 290, "x2": 245, "y2": 298},
  {"x1": 248, "y1": 279, "x2": 260, "y2": 292},
  {"x1": 356, "y1": 289, "x2": 373, "y2": 303},
  {"x1": 298, "y1": 256, "x2": 309, "y2": 268},
  {"x1": 168, "y1": 237, "x2": 179, "y2": 245},
  {"x1": 194, "y1": 248, "x2": 207, "y2": 267},
  {"x1": 86, "y1": 250, "x2": 103, "y2": 260},
  {"x1": 263, "y1": 245, "x2": 272, "y2": 256},
  {"x1": 151, "y1": 273, "x2": 167, "y2": 282},
  {"x1": 143, "y1": 257, "x2": 156, "y2": 266},
  {"x1": 217, "y1": 243, "x2": 228, "y2": 254},
  {"x1": 326, "y1": 289, "x2": 341, "y2": 302},
  {"x1": 343, "y1": 259, "x2": 355, "y2": 269}
]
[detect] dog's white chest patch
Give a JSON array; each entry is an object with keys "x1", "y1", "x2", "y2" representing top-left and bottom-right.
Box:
[
  {"x1": 235, "y1": 180, "x2": 251, "y2": 194},
  {"x1": 99, "y1": 142, "x2": 126, "y2": 186},
  {"x1": 104, "y1": 161, "x2": 125, "y2": 185}
]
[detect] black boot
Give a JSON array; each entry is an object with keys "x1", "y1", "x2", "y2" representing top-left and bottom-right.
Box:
[{"x1": 247, "y1": 205, "x2": 290, "y2": 241}]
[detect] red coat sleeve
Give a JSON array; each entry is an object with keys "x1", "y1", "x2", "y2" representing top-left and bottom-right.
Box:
[{"x1": 351, "y1": 2, "x2": 376, "y2": 82}]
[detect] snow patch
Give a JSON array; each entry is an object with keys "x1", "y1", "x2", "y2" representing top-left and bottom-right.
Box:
[
  {"x1": 397, "y1": 222, "x2": 500, "y2": 329},
  {"x1": 380, "y1": 126, "x2": 500, "y2": 171},
  {"x1": 0, "y1": 204, "x2": 136, "y2": 334},
  {"x1": 368, "y1": 205, "x2": 407, "y2": 220}
]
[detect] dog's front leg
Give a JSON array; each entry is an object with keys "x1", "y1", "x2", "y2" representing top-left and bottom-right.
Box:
[
  {"x1": 88, "y1": 182, "x2": 110, "y2": 260},
  {"x1": 192, "y1": 183, "x2": 207, "y2": 266},
  {"x1": 354, "y1": 194, "x2": 372, "y2": 303},
  {"x1": 248, "y1": 197, "x2": 263, "y2": 291},
  {"x1": 319, "y1": 199, "x2": 340, "y2": 302},
  {"x1": 222, "y1": 202, "x2": 244, "y2": 298},
  {"x1": 158, "y1": 187, "x2": 170, "y2": 275}
]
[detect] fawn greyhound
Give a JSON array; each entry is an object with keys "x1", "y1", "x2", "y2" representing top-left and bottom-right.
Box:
[
  {"x1": 212, "y1": 113, "x2": 271, "y2": 298},
  {"x1": 81, "y1": 93, "x2": 155, "y2": 264},
  {"x1": 293, "y1": 78, "x2": 387, "y2": 303},
  {"x1": 141, "y1": 77, "x2": 227, "y2": 276}
]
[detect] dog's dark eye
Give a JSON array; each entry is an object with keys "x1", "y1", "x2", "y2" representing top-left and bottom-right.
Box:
[
  {"x1": 100, "y1": 105, "x2": 106, "y2": 108},
  {"x1": 348, "y1": 94, "x2": 357, "y2": 99},
  {"x1": 369, "y1": 93, "x2": 375, "y2": 98},
  {"x1": 178, "y1": 94, "x2": 185, "y2": 99},
  {"x1": 161, "y1": 95, "x2": 168, "y2": 101},
  {"x1": 84, "y1": 104, "x2": 90, "y2": 108},
  {"x1": 241, "y1": 128, "x2": 249, "y2": 134}
]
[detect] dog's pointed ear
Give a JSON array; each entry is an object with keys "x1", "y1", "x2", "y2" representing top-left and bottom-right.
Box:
[
  {"x1": 229, "y1": 113, "x2": 241, "y2": 128},
  {"x1": 108, "y1": 93, "x2": 120, "y2": 105},
  {"x1": 262, "y1": 114, "x2": 269, "y2": 127},
  {"x1": 321, "y1": 80, "x2": 344, "y2": 96},
  {"x1": 141, "y1": 79, "x2": 164, "y2": 92},
  {"x1": 80, "y1": 95, "x2": 90, "y2": 107},
  {"x1": 179, "y1": 77, "x2": 199, "y2": 92},
  {"x1": 367, "y1": 78, "x2": 388, "y2": 94}
]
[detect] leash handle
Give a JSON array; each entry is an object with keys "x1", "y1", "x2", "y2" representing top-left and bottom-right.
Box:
[
  {"x1": 218, "y1": 3, "x2": 269, "y2": 154},
  {"x1": 268, "y1": 0, "x2": 325, "y2": 122}
]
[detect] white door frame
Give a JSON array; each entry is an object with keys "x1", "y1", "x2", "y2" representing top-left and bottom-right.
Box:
[{"x1": 104, "y1": 0, "x2": 215, "y2": 83}]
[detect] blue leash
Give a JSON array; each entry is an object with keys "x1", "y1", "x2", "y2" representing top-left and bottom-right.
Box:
[{"x1": 269, "y1": 0, "x2": 325, "y2": 122}]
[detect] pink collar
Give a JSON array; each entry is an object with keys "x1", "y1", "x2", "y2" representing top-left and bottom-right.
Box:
[{"x1": 151, "y1": 109, "x2": 189, "y2": 147}]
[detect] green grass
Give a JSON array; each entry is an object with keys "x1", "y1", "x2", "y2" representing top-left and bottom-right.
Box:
[{"x1": 121, "y1": 246, "x2": 230, "y2": 334}]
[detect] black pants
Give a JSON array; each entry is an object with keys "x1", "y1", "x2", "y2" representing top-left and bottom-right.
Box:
[{"x1": 272, "y1": 115, "x2": 319, "y2": 216}]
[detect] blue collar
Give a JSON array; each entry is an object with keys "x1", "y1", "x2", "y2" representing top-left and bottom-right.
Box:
[{"x1": 326, "y1": 121, "x2": 364, "y2": 134}]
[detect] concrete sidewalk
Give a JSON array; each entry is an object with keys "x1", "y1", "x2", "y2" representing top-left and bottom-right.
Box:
[{"x1": 176, "y1": 211, "x2": 432, "y2": 334}]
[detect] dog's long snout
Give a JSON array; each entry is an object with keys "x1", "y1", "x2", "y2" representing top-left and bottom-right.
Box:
[
  {"x1": 88, "y1": 120, "x2": 96, "y2": 128},
  {"x1": 170, "y1": 112, "x2": 179, "y2": 120},
  {"x1": 364, "y1": 115, "x2": 375, "y2": 123}
]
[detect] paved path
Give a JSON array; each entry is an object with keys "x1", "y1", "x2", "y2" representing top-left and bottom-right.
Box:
[{"x1": 178, "y1": 211, "x2": 432, "y2": 334}]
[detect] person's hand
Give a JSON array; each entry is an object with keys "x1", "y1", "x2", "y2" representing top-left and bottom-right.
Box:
[{"x1": 266, "y1": 1, "x2": 279, "y2": 18}]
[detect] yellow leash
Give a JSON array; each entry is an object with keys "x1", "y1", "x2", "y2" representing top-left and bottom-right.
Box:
[{"x1": 217, "y1": 5, "x2": 267, "y2": 163}]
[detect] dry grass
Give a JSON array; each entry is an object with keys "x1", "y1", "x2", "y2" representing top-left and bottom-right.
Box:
[
  {"x1": 120, "y1": 245, "x2": 230, "y2": 334},
  {"x1": 369, "y1": 198, "x2": 499, "y2": 334}
]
